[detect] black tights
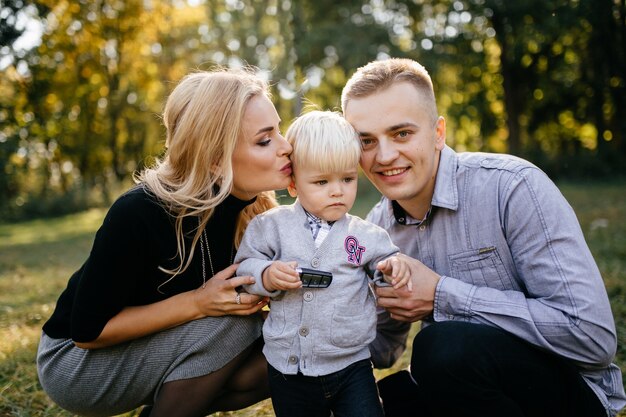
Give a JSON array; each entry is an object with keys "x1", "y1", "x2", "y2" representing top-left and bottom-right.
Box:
[
  {"x1": 378, "y1": 322, "x2": 606, "y2": 417},
  {"x1": 142, "y1": 339, "x2": 269, "y2": 417}
]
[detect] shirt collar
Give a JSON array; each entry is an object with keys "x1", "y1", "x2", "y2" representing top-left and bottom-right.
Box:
[
  {"x1": 431, "y1": 145, "x2": 459, "y2": 211},
  {"x1": 391, "y1": 201, "x2": 432, "y2": 225},
  {"x1": 304, "y1": 208, "x2": 334, "y2": 227}
]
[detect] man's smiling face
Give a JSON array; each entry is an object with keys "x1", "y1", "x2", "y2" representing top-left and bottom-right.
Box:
[{"x1": 344, "y1": 81, "x2": 446, "y2": 218}]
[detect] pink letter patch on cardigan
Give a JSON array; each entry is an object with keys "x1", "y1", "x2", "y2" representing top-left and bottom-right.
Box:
[{"x1": 344, "y1": 236, "x2": 366, "y2": 265}]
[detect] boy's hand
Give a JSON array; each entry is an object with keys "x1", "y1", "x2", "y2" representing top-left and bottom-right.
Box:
[
  {"x1": 262, "y1": 261, "x2": 302, "y2": 292},
  {"x1": 377, "y1": 255, "x2": 413, "y2": 292}
]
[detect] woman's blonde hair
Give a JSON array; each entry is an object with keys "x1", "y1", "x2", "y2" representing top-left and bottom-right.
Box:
[
  {"x1": 286, "y1": 110, "x2": 361, "y2": 173},
  {"x1": 137, "y1": 67, "x2": 278, "y2": 278}
]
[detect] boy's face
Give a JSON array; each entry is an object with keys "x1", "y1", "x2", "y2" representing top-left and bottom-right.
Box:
[{"x1": 289, "y1": 165, "x2": 358, "y2": 222}]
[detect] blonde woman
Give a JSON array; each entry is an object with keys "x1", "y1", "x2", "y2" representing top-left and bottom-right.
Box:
[{"x1": 37, "y1": 68, "x2": 293, "y2": 417}]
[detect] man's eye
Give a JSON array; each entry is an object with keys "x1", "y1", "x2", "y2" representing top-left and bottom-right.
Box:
[
  {"x1": 361, "y1": 138, "x2": 375, "y2": 149},
  {"x1": 397, "y1": 131, "x2": 410, "y2": 138}
]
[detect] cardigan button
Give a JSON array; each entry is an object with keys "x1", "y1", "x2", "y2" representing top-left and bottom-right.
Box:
[
  {"x1": 288, "y1": 355, "x2": 298, "y2": 364},
  {"x1": 299, "y1": 327, "x2": 310, "y2": 337},
  {"x1": 303, "y1": 291, "x2": 314, "y2": 302},
  {"x1": 311, "y1": 258, "x2": 320, "y2": 268}
]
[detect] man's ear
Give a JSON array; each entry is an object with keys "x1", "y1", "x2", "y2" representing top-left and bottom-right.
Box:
[
  {"x1": 434, "y1": 116, "x2": 446, "y2": 150},
  {"x1": 287, "y1": 180, "x2": 297, "y2": 198}
]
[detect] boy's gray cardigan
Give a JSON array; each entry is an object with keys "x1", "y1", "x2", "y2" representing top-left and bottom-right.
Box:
[{"x1": 235, "y1": 201, "x2": 399, "y2": 376}]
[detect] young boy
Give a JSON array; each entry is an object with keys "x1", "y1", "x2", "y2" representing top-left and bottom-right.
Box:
[{"x1": 234, "y1": 110, "x2": 411, "y2": 417}]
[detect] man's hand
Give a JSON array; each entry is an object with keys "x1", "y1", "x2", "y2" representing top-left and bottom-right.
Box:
[{"x1": 375, "y1": 253, "x2": 441, "y2": 322}]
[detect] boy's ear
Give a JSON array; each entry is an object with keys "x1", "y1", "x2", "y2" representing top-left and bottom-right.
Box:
[{"x1": 287, "y1": 180, "x2": 298, "y2": 198}]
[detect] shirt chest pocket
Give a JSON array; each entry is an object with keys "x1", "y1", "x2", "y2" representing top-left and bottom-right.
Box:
[{"x1": 448, "y1": 248, "x2": 514, "y2": 290}]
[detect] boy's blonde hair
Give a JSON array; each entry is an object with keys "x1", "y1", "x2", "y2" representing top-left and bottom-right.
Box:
[{"x1": 285, "y1": 110, "x2": 361, "y2": 173}]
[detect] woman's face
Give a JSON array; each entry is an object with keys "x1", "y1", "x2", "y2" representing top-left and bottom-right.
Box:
[{"x1": 231, "y1": 94, "x2": 293, "y2": 200}]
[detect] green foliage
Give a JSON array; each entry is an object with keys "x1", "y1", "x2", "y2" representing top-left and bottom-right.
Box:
[
  {"x1": 1, "y1": 0, "x2": 625, "y2": 221},
  {"x1": 1, "y1": 182, "x2": 624, "y2": 415},
  {"x1": 402, "y1": 0, "x2": 625, "y2": 175}
]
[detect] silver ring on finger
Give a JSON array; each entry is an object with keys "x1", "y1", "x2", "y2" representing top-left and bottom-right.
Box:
[{"x1": 235, "y1": 293, "x2": 241, "y2": 305}]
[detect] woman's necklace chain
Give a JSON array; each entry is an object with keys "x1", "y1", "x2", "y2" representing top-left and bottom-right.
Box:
[{"x1": 199, "y1": 219, "x2": 234, "y2": 288}]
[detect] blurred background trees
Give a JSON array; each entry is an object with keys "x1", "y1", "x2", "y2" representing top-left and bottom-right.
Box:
[{"x1": 1, "y1": 0, "x2": 624, "y2": 221}]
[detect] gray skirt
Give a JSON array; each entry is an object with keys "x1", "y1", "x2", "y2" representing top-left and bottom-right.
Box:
[{"x1": 37, "y1": 314, "x2": 263, "y2": 417}]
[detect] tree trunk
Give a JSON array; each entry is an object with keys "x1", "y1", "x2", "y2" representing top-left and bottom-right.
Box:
[{"x1": 492, "y1": 11, "x2": 523, "y2": 156}]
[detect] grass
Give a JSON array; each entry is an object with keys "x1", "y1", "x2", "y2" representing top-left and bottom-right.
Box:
[{"x1": 0, "y1": 180, "x2": 624, "y2": 416}]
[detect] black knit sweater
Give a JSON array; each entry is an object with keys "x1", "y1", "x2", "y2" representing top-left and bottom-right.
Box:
[{"x1": 42, "y1": 185, "x2": 254, "y2": 342}]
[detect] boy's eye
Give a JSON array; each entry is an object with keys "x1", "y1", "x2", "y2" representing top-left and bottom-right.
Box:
[
  {"x1": 316, "y1": 180, "x2": 327, "y2": 185},
  {"x1": 343, "y1": 177, "x2": 355, "y2": 183}
]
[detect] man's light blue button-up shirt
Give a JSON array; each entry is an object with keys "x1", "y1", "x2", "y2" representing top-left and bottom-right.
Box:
[{"x1": 367, "y1": 145, "x2": 626, "y2": 416}]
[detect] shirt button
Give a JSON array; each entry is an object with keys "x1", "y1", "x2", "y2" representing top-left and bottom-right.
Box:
[
  {"x1": 299, "y1": 327, "x2": 309, "y2": 337},
  {"x1": 288, "y1": 355, "x2": 298, "y2": 364},
  {"x1": 398, "y1": 217, "x2": 405, "y2": 223},
  {"x1": 303, "y1": 291, "x2": 314, "y2": 302},
  {"x1": 311, "y1": 258, "x2": 320, "y2": 268},
  {"x1": 419, "y1": 225, "x2": 426, "y2": 231}
]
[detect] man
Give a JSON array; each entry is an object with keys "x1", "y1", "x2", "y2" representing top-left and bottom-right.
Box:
[{"x1": 341, "y1": 58, "x2": 626, "y2": 417}]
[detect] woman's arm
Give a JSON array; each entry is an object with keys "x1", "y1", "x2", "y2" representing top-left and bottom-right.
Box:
[{"x1": 75, "y1": 264, "x2": 268, "y2": 349}]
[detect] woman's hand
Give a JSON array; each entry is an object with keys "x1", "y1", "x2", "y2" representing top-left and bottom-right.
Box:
[
  {"x1": 192, "y1": 263, "x2": 269, "y2": 317},
  {"x1": 74, "y1": 263, "x2": 268, "y2": 350}
]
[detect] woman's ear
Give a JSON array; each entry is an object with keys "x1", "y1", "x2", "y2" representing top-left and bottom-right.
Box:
[{"x1": 287, "y1": 180, "x2": 298, "y2": 198}]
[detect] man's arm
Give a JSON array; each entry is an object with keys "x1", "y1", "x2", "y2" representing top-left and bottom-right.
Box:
[
  {"x1": 439, "y1": 169, "x2": 617, "y2": 368},
  {"x1": 377, "y1": 169, "x2": 617, "y2": 369}
]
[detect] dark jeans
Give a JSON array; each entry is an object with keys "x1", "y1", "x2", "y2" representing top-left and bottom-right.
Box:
[
  {"x1": 268, "y1": 359, "x2": 384, "y2": 417},
  {"x1": 378, "y1": 322, "x2": 606, "y2": 417}
]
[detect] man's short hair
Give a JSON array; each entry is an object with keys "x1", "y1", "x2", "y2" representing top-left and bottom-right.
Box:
[{"x1": 341, "y1": 58, "x2": 438, "y2": 121}]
